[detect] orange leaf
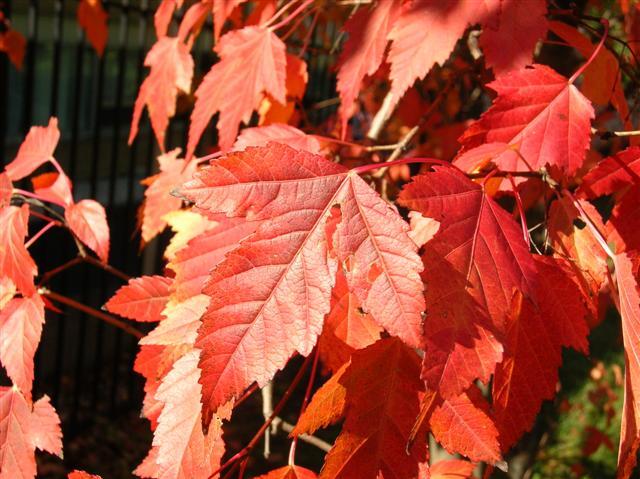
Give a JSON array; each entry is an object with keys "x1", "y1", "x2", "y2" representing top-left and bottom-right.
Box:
[{"x1": 77, "y1": 0, "x2": 109, "y2": 57}]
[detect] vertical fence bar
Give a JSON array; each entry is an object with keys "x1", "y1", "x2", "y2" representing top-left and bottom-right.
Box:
[
  {"x1": 106, "y1": 0, "x2": 132, "y2": 413},
  {"x1": 20, "y1": 0, "x2": 37, "y2": 134},
  {"x1": 55, "y1": 5, "x2": 87, "y2": 414}
]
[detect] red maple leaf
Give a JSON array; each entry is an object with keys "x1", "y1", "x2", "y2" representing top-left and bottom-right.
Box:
[
  {"x1": 255, "y1": 465, "x2": 317, "y2": 479},
  {"x1": 233, "y1": 125, "x2": 321, "y2": 154},
  {"x1": 317, "y1": 269, "x2": 382, "y2": 373},
  {"x1": 607, "y1": 187, "x2": 640, "y2": 253},
  {"x1": 187, "y1": 26, "x2": 286, "y2": 155},
  {"x1": 613, "y1": 252, "x2": 640, "y2": 477},
  {"x1": 0, "y1": 28, "x2": 26, "y2": 69},
  {"x1": 168, "y1": 216, "x2": 259, "y2": 301},
  {"x1": 31, "y1": 172, "x2": 73, "y2": 207},
  {"x1": 480, "y1": 0, "x2": 548, "y2": 74},
  {"x1": 129, "y1": 37, "x2": 194, "y2": 150},
  {"x1": 429, "y1": 387, "x2": 502, "y2": 465},
  {"x1": 336, "y1": 0, "x2": 400, "y2": 136},
  {"x1": 429, "y1": 459, "x2": 476, "y2": 479},
  {"x1": 139, "y1": 149, "x2": 197, "y2": 244},
  {"x1": 4, "y1": 118, "x2": 59, "y2": 182},
  {"x1": 68, "y1": 471, "x2": 102, "y2": 479},
  {"x1": 459, "y1": 64, "x2": 594, "y2": 179},
  {"x1": 0, "y1": 387, "x2": 62, "y2": 479},
  {"x1": 179, "y1": 144, "x2": 424, "y2": 422},
  {"x1": 154, "y1": 0, "x2": 184, "y2": 38},
  {"x1": 579, "y1": 146, "x2": 640, "y2": 199},
  {"x1": 105, "y1": 275, "x2": 173, "y2": 322},
  {"x1": 77, "y1": 0, "x2": 108, "y2": 57},
  {"x1": 298, "y1": 339, "x2": 426, "y2": 478},
  {"x1": 65, "y1": 199, "x2": 110, "y2": 263},
  {"x1": 0, "y1": 295, "x2": 44, "y2": 399},
  {"x1": 0, "y1": 205, "x2": 37, "y2": 296},
  {"x1": 145, "y1": 350, "x2": 229, "y2": 479}
]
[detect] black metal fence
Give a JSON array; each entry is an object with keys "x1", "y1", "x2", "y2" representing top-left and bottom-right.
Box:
[{"x1": 0, "y1": 0, "x2": 338, "y2": 446}]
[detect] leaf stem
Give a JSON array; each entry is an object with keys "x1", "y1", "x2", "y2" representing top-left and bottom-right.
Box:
[
  {"x1": 353, "y1": 157, "x2": 456, "y2": 175},
  {"x1": 40, "y1": 288, "x2": 144, "y2": 339},
  {"x1": 38, "y1": 257, "x2": 84, "y2": 286},
  {"x1": 268, "y1": 0, "x2": 315, "y2": 32},
  {"x1": 25, "y1": 221, "x2": 57, "y2": 249},
  {"x1": 569, "y1": 18, "x2": 609, "y2": 84},
  {"x1": 13, "y1": 188, "x2": 66, "y2": 208}
]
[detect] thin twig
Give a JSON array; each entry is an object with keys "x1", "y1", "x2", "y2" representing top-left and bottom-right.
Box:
[
  {"x1": 207, "y1": 354, "x2": 314, "y2": 479},
  {"x1": 82, "y1": 255, "x2": 131, "y2": 281},
  {"x1": 273, "y1": 417, "x2": 332, "y2": 453},
  {"x1": 40, "y1": 288, "x2": 144, "y2": 339}
]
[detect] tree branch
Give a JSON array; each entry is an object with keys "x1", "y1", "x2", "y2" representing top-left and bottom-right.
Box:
[{"x1": 40, "y1": 288, "x2": 144, "y2": 340}]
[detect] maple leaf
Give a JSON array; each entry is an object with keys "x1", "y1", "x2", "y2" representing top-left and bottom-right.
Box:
[
  {"x1": 259, "y1": 53, "x2": 307, "y2": 125},
  {"x1": 4, "y1": 117, "x2": 59, "y2": 181},
  {"x1": 480, "y1": 0, "x2": 548, "y2": 74},
  {"x1": 318, "y1": 338, "x2": 426, "y2": 478},
  {"x1": 129, "y1": 37, "x2": 194, "y2": 150},
  {"x1": 105, "y1": 275, "x2": 173, "y2": 322},
  {"x1": 0, "y1": 387, "x2": 62, "y2": 479},
  {"x1": 134, "y1": 344, "x2": 191, "y2": 430},
  {"x1": 163, "y1": 210, "x2": 217, "y2": 261},
  {"x1": 0, "y1": 28, "x2": 26, "y2": 69},
  {"x1": 398, "y1": 167, "x2": 535, "y2": 396},
  {"x1": 428, "y1": 459, "x2": 476, "y2": 479},
  {"x1": 139, "y1": 149, "x2": 197, "y2": 244},
  {"x1": 578, "y1": 146, "x2": 640, "y2": 199},
  {"x1": 65, "y1": 199, "x2": 110, "y2": 262},
  {"x1": 0, "y1": 294, "x2": 44, "y2": 398},
  {"x1": 549, "y1": 21, "x2": 628, "y2": 117},
  {"x1": 255, "y1": 465, "x2": 317, "y2": 479},
  {"x1": 607, "y1": 187, "x2": 640, "y2": 254},
  {"x1": 387, "y1": 1, "x2": 490, "y2": 106},
  {"x1": 317, "y1": 269, "x2": 382, "y2": 373},
  {"x1": 492, "y1": 274, "x2": 586, "y2": 451},
  {"x1": 336, "y1": 0, "x2": 399, "y2": 135},
  {"x1": 155, "y1": 0, "x2": 184, "y2": 38},
  {"x1": 429, "y1": 387, "x2": 502, "y2": 465},
  {"x1": 0, "y1": 277, "x2": 16, "y2": 310},
  {"x1": 68, "y1": 471, "x2": 102, "y2": 479},
  {"x1": 140, "y1": 295, "x2": 210, "y2": 347},
  {"x1": 212, "y1": 0, "x2": 247, "y2": 41},
  {"x1": 29, "y1": 395, "x2": 62, "y2": 458},
  {"x1": 613, "y1": 252, "x2": 640, "y2": 477},
  {"x1": 459, "y1": 64, "x2": 594, "y2": 178},
  {"x1": 168, "y1": 216, "x2": 259, "y2": 301},
  {"x1": 0, "y1": 205, "x2": 37, "y2": 296},
  {"x1": 149, "y1": 350, "x2": 230, "y2": 479},
  {"x1": 31, "y1": 172, "x2": 73, "y2": 207},
  {"x1": 0, "y1": 173, "x2": 12, "y2": 208},
  {"x1": 0, "y1": 387, "x2": 37, "y2": 479},
  {"x1": 292, "y1": 361, "x2": 349, "y2": 437},
  {"x1": 233, "y1": 125, "x2": 321, "y2": 154},
  {"x1": 547, "y1": 194, "x2": 608, "y2": 318},
  {"x1": 77, "y1": 0, "x2": 108, "y2": 57},
  {"x1": 187, "y1": 26, "x2": 286, "y2": 155},
  {"x1": 179, "y1": 144, "x2": 424, "y2": 420}
]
